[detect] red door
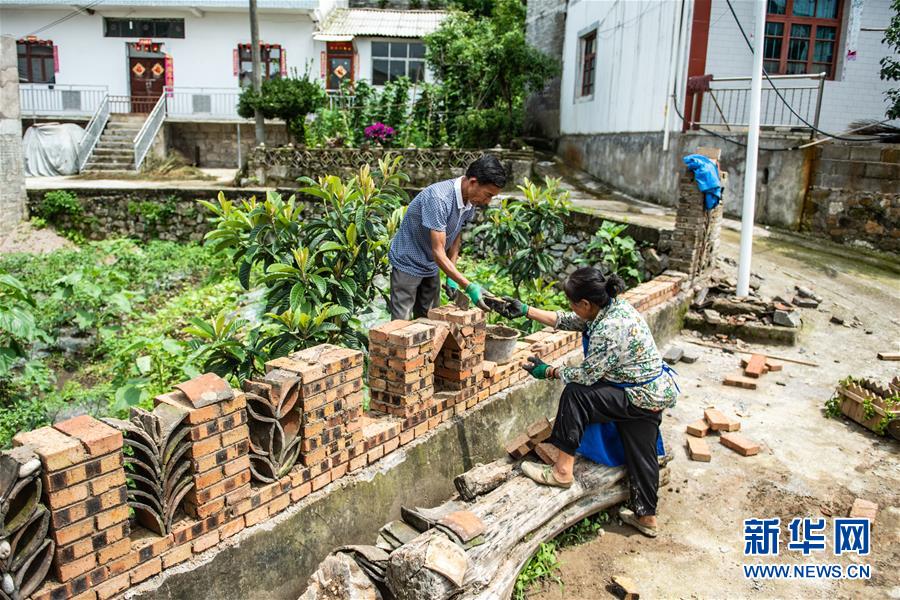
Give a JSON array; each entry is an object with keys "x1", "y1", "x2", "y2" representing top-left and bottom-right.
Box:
[
  {"x1": 129, "y1": 56, "x2": 166, "y2": 113},
  {"x1": 326, "y1": 42, "x2": 354, "y2": 91}
]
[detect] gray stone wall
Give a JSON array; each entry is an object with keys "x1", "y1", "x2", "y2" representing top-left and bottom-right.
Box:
[
  {"x1": 557, "y1": 130, "x2": 813, "y2": 230},
  {"x1": 166, "y1": 122, "x2": 290, "y2": 169},
  {"x1": 804, "y1": 143, "x2": 900, "y2": 253},
  {"x1": 0, "y1": 36, "x2": 27, "y2": 234},
  {"x1": 248, "y1": 146, "x2": 534, "y2": 188},
  {"x1": 523, "y1": 0, "x2": 567, "y2": 143}
]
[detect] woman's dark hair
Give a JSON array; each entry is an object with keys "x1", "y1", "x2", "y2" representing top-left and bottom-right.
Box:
[
  {"x1": 465, "y1": 155, "x2": 507, "y2": 188},
  {"x1": 563, "y1": 267, "x2": 625, "y2": 308}
]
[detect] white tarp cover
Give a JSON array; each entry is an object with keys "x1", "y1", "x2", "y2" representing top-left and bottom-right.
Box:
[{"x1": 23, "y1": 123, "x2": 84, "y2": 176}]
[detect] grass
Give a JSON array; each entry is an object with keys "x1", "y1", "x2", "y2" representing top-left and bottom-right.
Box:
[{"x1": 513, "y1": 511, "x2": 610, "y2": 599}]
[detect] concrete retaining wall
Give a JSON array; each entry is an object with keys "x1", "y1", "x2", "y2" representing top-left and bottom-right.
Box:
[{"x1": 557, "y1": 130, "x2": 813, "y2": 230}]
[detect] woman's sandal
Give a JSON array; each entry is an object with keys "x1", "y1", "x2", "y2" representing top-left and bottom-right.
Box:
[
  {"x1": 618, "y1": 506, "x2": 658, "y2": 538},
  {"x1": 520, "y1": 461, "x2": 573, "y2": 488}
]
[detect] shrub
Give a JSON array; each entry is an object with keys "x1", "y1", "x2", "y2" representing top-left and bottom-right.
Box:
[
  {"x1": 578, "y1": 221, "x2": 644, "y2": 284},
  {"x1": 237, "y1": 68, "x2": 326, "y2": 142},
  {"x1": 35, "y1": 190, "x2": 82, "y2": 222}
]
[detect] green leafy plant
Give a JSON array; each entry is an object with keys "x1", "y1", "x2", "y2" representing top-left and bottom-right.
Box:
[
  {"x1": 474, "y1": 177, "x2": 571, "y2": 287},
  {"x1": 578, "y1": 221, "x2": 644, "y2": 284},
  {"x1": 0, "y1": 272, "x2": 46, "y2": 376},
  {"x1": 424, "y1": 0, "x2": 558, "y2": 146},
  {"x1": 881, "y1": 0, "x2": 900, "y2": 119},
  {"x1": 238, "y1": 67, "x2": 326, "y2": 142},
  {"x1": 35, "y1": 190, "x2": 82, "y2": 222},
  {"x1": 195, "y1": 156, "x2": 409, "y2": 379}
]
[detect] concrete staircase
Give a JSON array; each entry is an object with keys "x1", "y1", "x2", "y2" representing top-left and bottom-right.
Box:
[{"x1": 82, "y1": 114, "x2": 146, "y2": 172}]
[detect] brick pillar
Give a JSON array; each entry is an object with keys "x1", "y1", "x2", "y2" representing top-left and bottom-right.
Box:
[
  {"x1": 156, "y1": 374, "x2": 251, "y2": 519},
  {"x1": 669, "y1": 148, "x2": 724, "y2": 280},
  {"x1": 368, "y1": 320, "x2": 437, "y2": 422},
  {"x1": 264, "y1": 344, "x2": 364, "y2": 491},
  {"x1": 14, "y1": 416, "x2": 129, "y2": 584},
  {"x1": 0, "y1": 36, "x2": 27, "y2": 234},
  {"x1": 426, "y1": 306, "x2": 485, "y2": 405}
]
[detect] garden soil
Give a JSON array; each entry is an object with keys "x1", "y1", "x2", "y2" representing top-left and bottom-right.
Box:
[
  {"x1": 0, "y1": 221, "x2": 73, "y2": 254},
  {"x1": 529, "y1": 226, "x2": 900, "y2": 599}
]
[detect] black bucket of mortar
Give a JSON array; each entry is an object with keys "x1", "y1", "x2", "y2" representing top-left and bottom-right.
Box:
[{"x1": 484, "y1": 324, "x2": 520, "y2": 364}]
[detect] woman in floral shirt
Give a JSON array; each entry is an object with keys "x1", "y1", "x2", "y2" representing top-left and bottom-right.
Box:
[{"x1": 498, "y1": 267, "x2": 679, "y2": 537}]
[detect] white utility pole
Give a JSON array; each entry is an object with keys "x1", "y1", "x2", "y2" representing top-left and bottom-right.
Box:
[{"x1": 736, "y1": 0, "x2": 766, "y2": 297}]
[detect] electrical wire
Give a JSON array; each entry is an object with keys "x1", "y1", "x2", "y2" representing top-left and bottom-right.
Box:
[
  {"x1": 723, "y1": 0, "x2": 884, "y2": 142},
  {"x1": 27, "y1": 1, "x2": 105, "y2": 37}
]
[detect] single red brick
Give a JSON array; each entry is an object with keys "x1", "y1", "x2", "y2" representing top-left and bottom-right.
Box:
[
  {"x1": 720, "y1": 432, "x2": 760, "y2": 456},
  {"x1": 56, "y1": 552, "x2": 97, "y2": 582},
  {"x1": 686, "y1": 419, "x2": 710, "y2": 437},
  {"x1": 53, "y1": 415, "x2": 123, "y2": 456},
  {"x1": 129, "y1": 557, "x2": 162, "y2": 585},
  {"x1": 95, "y1": 504, "x2": 129, "y2": 530},
  {"x1": 765, "y1": 358, "x2": 784, "y2": 372},
  {"x1": 399, "y1": 429, "x2": 414, "y2": 445},
  {"x1": 743, "y1": 354, "x2": 767, "y2": 378},
  {"x1": 848, "y1": 498, "x2": 878, "y2": 521},
  {"x1": 97, "y1": 537, "x2": 131, "y2": 564},
  {"x1": 192, "y1": 530, "x2": 220, "y2": 553},
  {"x1": 161, "y1": 544, "x2": 193, "y2": 569},
  {"x1": 244, "y1": 504, "x2": 270, "y2": 527},
  {"x1": 54, "y1": 517, "x2": 95, "y2": 546},
  {"x1": 686, "y1": 436, "x2": 712, "y2": 462},
  {"x1": 505, "y1": 433, "x2": 532, "y2": 459},
  {"x1": 723, "y1": 374, "x2": 758, "y2": 390},
  {"x1": 290, "y1": 482, "x2": 312, "y2": 502},
  {"x1": 219, "y1": 517, "x2": 245, "y2": 540},
  {"x1": 369, "y1": 320, "x2": 413, "y2": 344},
  {"x1": 95, "y1": 572, "x2": 130, "y2": 600},
  {"x1": 534, "y1": 443, "x2": 560, "y2": 466},
  {"x1": 13, "y1": 426, "x2": 87, "y2": 471},
  {"x1": 704, "y1": 408, "x2": 740, "y2": 432},
  {"x1": 311, "y1": 471, "x2": 331, "y2": 492},
  {"x1": 71, "y1": 589, "x2": 98, "y2": 600},
  {"x1": 383, "y1": 436, "x2": 400, "y2": 455},
  {"x1": 106, "y1": 550, "x2": 139, "y2": 577},
  {"x1": 268, "y1": 493, "x2": 290, "y2": 516},
  {"x1": 367, "y1": 445, "x2": 384, "y2": 463},
  {"x1": 46, "y1": 482, "x2": 90, "y2": 510},
  {"x1": 413, "y1": 422, "x2": 429, "y2": 438},
  {"x1": 90, "y1": 469, "x2": 126, "y2": 495}
]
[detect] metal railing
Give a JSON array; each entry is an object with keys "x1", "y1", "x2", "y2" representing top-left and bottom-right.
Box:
[
  {"x1": 165, "y1": 87, "x2": 242, "y2": 119},
  {"x1": 690, "y1": 72, "x2": 826, "y2": 134},
  {"x1": 76, "y1": 94, "x2": 110, "y2": 172},
  {"x1": 133, "y1": 93, "x2": 168, "y2": 170},
  {"x1": 19, "y1": 84, "x2": 108, "y2": 118}
]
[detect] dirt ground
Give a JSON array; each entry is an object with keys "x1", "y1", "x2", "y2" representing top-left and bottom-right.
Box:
[
  {"x1": 0, "y1": 221, "x2": 73, "y2": 254},
  {"x1": 530, "y1": 227, "x2": 900, "y2": 600}
]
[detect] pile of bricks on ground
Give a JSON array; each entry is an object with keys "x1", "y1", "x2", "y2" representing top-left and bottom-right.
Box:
[
  {"x1": 9, "y1": 281, "x2": 729, "y2": 600},
  {"x1": 722, "y1": 353, "x2": 784, "y2": 390},
  {"x1": 685, "y1": 408, "x2": 761, "y2": 462}
]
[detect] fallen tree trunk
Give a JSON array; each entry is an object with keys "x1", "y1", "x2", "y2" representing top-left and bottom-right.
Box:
[
  {"x1": 299, "y1": 458, "x2": 658, "y2": 600},
  {"x1": 458, "y1": 459, "x2": 629, "y2": 598}
]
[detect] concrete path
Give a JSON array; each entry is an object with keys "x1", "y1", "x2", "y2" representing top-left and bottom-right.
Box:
[
  {"x1": 25, "y1": 168, "x2": 240, "y2": 190},
  {"x1": 528, "y1": 173, "x2": 900, "y2": 599}
]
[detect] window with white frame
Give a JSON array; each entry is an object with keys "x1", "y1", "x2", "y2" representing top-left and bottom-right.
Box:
[{"x1": 371, "y1": 41, "x2": 425, "y2": 85}]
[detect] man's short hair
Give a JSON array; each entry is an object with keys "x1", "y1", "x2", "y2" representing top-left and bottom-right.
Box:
[{"x1": 465, "y1": 155, "x2": 507, "y2": 188}]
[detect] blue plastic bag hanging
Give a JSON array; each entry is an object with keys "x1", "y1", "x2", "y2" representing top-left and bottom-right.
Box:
[{"x1": 683, "y1": 154, "x2": 722, "y2": 211}]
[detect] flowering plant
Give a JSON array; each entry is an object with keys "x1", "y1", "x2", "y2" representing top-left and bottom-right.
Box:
[{"x1": 364, "y1": 122, "x2": 395, "y2": 144}]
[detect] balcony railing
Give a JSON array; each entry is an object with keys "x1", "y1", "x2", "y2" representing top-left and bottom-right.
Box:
[
  {"x1": 165, "y1": 87, "x2": 242, "y2": 120},
  {"x1": 687, "y1": 72, "x2": 826, "y2": 135},
  {"x1": 19, "y1": 84, "x2": 108, "y2": 118}
]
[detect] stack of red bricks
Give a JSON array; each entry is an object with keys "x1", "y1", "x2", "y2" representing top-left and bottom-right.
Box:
[
  {"x1": 619, "y1": 272, "x2": 686, "y2": 313},
  {"x1": 427, "y1": 305, "x2": 486, "y2": 407},
  {"x1": 14, "y1": 415, "x2": 130, "y2": 594},
  {"x1": 265, "y1": 344, "x2": 365, "y2": 491},
  {"x1": 368, "y1": 319, "x2": 439, "y2": 432},
  {"x1": 157, "y1": 374, "x2": 251, "y2": 519}
]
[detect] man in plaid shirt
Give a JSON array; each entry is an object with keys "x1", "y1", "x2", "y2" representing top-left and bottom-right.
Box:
[{"x1": 387, "y1": 155, "x2": 507, "y2": 319}]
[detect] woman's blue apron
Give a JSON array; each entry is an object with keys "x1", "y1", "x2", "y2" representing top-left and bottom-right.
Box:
[{"x1": 575, "y1": 330, "x2": 669, "y2": 467}]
